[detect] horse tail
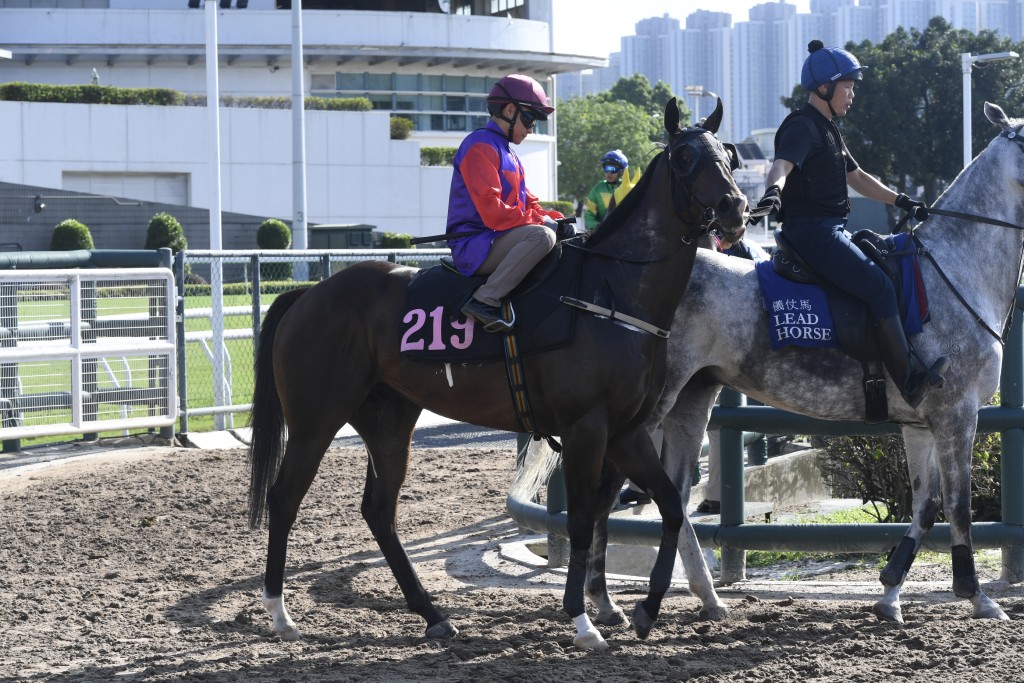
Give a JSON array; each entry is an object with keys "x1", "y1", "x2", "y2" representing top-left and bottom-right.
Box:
[
  {"x1": 247, "y1": 287, "x2": 306, "y2": 529},
  {"x1": 509, "y1": 438, "x2": 561, "y2": 503}
]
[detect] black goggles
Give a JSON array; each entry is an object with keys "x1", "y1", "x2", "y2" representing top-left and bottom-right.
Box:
[{"x1": 519, "y1": 108, "x2": 546, "y2": 129}]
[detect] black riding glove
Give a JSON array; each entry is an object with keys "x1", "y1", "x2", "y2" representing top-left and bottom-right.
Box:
[
  {"x1": 895, "y1": 193, "x2": 929, "y2": 221},
  {"x1": 749, "y1": 185, "x2": 781, "y2": 225}
]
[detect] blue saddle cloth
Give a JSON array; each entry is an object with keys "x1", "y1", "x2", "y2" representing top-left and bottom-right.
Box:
[{"x1": 756, "y1": 233, "x2": 926, "y2": 351}]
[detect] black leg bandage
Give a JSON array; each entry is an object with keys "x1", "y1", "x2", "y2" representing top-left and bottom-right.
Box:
[
  {"x1": 879, "y1": 537, "x2": 917, "y2": 587},
  {"x1": 951, "y1": 544, "x2": 979, "y2": 598}
]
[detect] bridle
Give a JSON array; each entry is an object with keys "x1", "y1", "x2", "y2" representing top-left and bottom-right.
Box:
[
  {"x1": 898, "y1": 126, "x2": 1024, "y2": 345},
  {"x1": 666, "y1": 127, "x2": 737, "y2": 240}
]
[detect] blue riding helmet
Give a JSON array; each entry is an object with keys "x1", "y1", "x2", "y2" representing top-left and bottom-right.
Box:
[
  {"x1": 601, "y1": 149, "x2": 629, "y2": 172},
  {"x1": 800, "y1": 39, "x2": 867, "y2": 90}
]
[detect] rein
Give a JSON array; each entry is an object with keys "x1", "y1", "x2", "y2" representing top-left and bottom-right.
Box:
[{"x1": 905, "y1": 205, "x2": 1024, "y2": 345}]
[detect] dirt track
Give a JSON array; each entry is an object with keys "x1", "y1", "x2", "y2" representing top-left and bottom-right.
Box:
[{"x1": 1, "y1": 444, "x2": 1024, "y2": 682}]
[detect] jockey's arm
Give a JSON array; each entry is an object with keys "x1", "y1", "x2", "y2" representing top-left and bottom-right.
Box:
[
  {"x1": 847, "y1": 167, "x2": 899, "y2": 205},
  {"x1": 764, "y1": 158, "x2": 794, "y2": 192}
]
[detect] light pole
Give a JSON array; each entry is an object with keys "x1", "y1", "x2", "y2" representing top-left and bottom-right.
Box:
[
  {"x1": 684, "y1": 85, "x2": 717, "y2": 124},
  {"x1": 962, "y1": 51, "x2": 1019, "y2": 167}
]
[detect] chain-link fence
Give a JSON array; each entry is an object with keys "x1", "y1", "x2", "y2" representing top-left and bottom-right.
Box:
[{"x1": 176, "y1": 248, "x2": 449, "y2": 434}]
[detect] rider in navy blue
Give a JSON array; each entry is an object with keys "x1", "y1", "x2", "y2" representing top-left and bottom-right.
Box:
[{"x1": 753, "y1": 40, "x2": 947, "y2": 409}]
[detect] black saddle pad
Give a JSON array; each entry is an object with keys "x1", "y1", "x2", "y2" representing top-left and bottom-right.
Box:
[{"x1": 399, "y1": 247, "x2": 583, "y2": 362}]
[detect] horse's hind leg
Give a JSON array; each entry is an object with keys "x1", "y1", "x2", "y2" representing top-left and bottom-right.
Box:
[
  {"x1": 349, "y1": 388, "x2": 459, "y2": 637},
  {"x1": 659, "y1": 383, "x2": 728, "y2": 621},
  {"x1": 263, "y1": 429, "x2": 337, "y2": 640}
]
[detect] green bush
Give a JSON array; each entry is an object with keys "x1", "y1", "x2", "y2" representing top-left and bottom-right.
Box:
[
  {"x1": 0, "y1": 83, "x2": 371, "y2": 111},
  {"x1": 822, "y1": 422, "x2": 1002, "y2": 523},
  {"x1": 421, "y1": 147, "x2": 457, "y2": 166},
  {"x1": 257, "y1": 218, "x2": 293, "y2": 282},
  {"x1": 144, "y1": 212, "x2": 187, "y2": 253},
  {"x1": 541, "y1": 200, "x2": 575, "y2": 217},
  {"x1": 49, "y1": 219, "x2": 94, "y2": 251},
  {"x1": 391, "y1": 116, "x2": 414, "y2": 140},
  {"x1": 379, "y1": 232, "x2": 413, "y2": 249}
]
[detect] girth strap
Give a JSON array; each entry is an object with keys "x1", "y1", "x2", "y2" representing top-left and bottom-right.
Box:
[{"x1": 500, "y1": 300, "x2": 562, "y2": 453}]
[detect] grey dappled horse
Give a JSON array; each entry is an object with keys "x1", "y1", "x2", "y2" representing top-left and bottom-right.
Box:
[
  {"x1": 521, "y1": 101, "x2": 1019, "y2": 629},
  {"x1": 633, "y1": 102, "x2": 1021, "y2": 624}
]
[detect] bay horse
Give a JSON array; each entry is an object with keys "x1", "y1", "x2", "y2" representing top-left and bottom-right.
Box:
[
  {"x1": 246, "y1": 98, "x2": 747, "y2": 649},
  {"x1": 569, "y1": 101, "x2": 1020, "y2": 625}
]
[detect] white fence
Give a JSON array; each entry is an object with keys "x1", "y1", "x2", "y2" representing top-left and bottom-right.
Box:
[{"x1": 0, "y1": 268, "x2": 176, "y2": 442}]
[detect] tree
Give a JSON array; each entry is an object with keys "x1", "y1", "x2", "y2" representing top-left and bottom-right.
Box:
[
  {"x1": 555, "y1": 96, "x2": 662, "y2": 203},
  {"x1": 782, "y1": 20, "x2": 1024, "y2": 204},
  {"x1": 599, "y1": 74, "x2": 681, "y2": 122}
]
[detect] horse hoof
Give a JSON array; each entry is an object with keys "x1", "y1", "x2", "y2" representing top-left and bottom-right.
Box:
[
  {"x1": 699, "y1": 604, "x2": 729, "y2": 622},
  {"x1": 425, "y1": 619, "x2": 459, "y2": 639},
  {"x1": 972, "y1": 598, "x2": 1010, "y2": 621},
  {"x1": 573, "y1": 630, "x2": 609, "y2": 650},
  {"x1": 595, "y1": 607, "x2": 629, "y2": 628},
  {"x1": 274, "y1": 625, "x2": 302, "y2": 641},
  {"x1": 632, "y1": 602, "x2": 657, "y2": 640},
  {"x1": 872, "y1": 601, "x2": 904, "y2": 624}
]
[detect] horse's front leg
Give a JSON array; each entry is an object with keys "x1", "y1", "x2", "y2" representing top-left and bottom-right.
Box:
[
  {"x1": 930, "y1": 426, "x2": 1009, "y2": 621},
  {"x1": 585, "y1": 463, "x2": 630, "y2": 628},
  {"x1": 606, "y1": 427, "x2": 684, "y2": 640}
]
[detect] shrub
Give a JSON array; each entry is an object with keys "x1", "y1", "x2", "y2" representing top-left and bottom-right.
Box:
[
  {"x1": 144, "y1": 212, "x2": 187, "y2": 253},
  {"x1": 50, "y1": 219, "x2": 94, "y2": 251},
  {"x1": 379, "y1": 232, "x2": 413, "y2": 249},
  {"x1": 821, "y1": 422, "x2": 1002, "y2": 523},
  {"x1": 421, "y1": 147, "x2": 457, "y2": 166},
  {"x1": 257, "y1": 218, "x2": 293, "y2": 281},
  {"x1": 391, "y1": 116, "x2": 414, "y2": 140},
  {"x1": 541, "y1": 200, "x2": 575, "y2": 217}
]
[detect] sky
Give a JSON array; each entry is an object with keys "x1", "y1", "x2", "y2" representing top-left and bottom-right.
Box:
[{"x1": 552, "y1": 0, "x2": 811, "y2": 58}]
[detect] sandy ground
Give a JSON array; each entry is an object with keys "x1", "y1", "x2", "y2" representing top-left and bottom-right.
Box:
[{"x1": 2, "y1": 443, "x2": 1024, "y2": 682}]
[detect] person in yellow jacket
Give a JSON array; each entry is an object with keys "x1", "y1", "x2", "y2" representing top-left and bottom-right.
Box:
[{"x1": 583, "y1": 150, "x2": 640, "y2": 230}]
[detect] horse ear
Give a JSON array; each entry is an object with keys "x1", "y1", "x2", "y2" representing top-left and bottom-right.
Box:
[
  {"x1": 985, "y1": 101, "x2": 1011, "y2": 130},
  {"x1": 701, "y1": 98, "x2": 723, "y2": 134},
  {"x1": 664, "y1": 97, "x2": 680, "y2": 136}
]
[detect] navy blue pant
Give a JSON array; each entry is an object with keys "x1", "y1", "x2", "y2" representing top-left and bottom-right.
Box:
[{"x1": 782, "y1": 215, "x2": 898, "y2": 321}]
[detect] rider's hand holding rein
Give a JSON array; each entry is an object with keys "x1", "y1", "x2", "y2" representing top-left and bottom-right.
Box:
[
  {"x1": 895, "y1": 193, "x2": 929, "y2": 221},
  {"x1": 750, "y1": 184, "x2": 782, "y2": 225}
]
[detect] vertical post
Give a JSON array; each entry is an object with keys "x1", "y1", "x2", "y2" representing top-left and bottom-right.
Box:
[
  {"x1": 0, "y1": 283, "x2": 19, "y2": 452},
  {"x1": 250, "y1": 254, "x2": 262, "y2": 359},
  {"x1": 962, "y1": 53, "x2": 973, "y2": 168},
  {"x1": 291, "y1": 0, "x2": 309, "y2": 283},
  {"x1": 175, "y1": 251, "x2": 189, "y2": 435},
  {"x1": 1001, "y1": 288, "x2": 1024, "y2": 582},
  {"x1": 546, "y1": 463, "x2": 569, "y2": 568},
  {"x1": 718, "y1": 387, "x2": 746, "y2": 583},
  {"x1": 206, "y1": 1, "x2": 227, "y2": 430},
  {"x1": 81, "y1": 279, "x2": 98, "y2": 441}
]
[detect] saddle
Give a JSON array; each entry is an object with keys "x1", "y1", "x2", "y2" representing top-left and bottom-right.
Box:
[
  {"x1": 769, "y1": 228, "x2": 929, "y2": 422},
  {"x1": 400, "y1": 239, "x2": 583, "y2": 363}
]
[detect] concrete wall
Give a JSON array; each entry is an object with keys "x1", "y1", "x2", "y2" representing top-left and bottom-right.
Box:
[{"x1": 0, "y1": 100, "x2": 559, "y2": 238}]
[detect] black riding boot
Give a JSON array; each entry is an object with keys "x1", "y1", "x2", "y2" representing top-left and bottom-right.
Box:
[{"x1": 873, "y1": 316, "x2": 949, "y2": 409}]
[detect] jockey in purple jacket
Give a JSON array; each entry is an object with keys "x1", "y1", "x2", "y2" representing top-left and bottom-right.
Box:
[{"x1": 445, "y1": 74, "x2": 564, "y2": 333}]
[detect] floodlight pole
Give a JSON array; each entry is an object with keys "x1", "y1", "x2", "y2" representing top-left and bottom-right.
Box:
[{"x1": 963, "y1": 51, "x2": 1020, "y2": 168}]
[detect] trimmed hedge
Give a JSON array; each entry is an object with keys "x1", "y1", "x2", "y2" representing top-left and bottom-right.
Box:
[
  {"x1": 421, "y1": 147, "x2": 457, "y2": 166},
  {"x1": 541, "y1": 200, "x2": 575, "y2": 217},
  {"x1": 0, "y1": 83, "x2": 371, "y2": 111},
  {"x1": 183, "y1": 281, "x2": 314, "y2": 298},
  {"x1": 145, "y1": 212, "x2": 187, "y2": 253},
  {"x1": 391, "y1": 116, "x2": 414, "y2": 140},
  {"x1": 50, "y1": 219, "x2": 94, "y2": 251},
  {"x1": 257, "y1": 219, "x2": 293, "y2": 281}
]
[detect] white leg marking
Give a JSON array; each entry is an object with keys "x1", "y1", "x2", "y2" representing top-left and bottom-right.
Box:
[
  {"x1": 262, "y1": 590, "x2": 302, "y2": 641},
  {"x1": 445, "y1": 362, "x2": 453, "y2": 387},
  {"x1": 572, "y1": 612, "x2": 608, "y2": 650}
]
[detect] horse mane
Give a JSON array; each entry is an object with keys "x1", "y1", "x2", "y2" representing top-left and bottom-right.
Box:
[{"x1": 586, "y1": 147, "x2": 665, "y2": 248}]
